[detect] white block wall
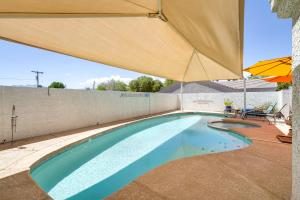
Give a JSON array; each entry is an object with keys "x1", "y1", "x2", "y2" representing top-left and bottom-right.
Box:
[
  {"x1": 277, "y1": 89, "x2": 292, "y2": 117},
  {"x1": 180, "y1": 90, "x2": 292, "y2": 115},
  {"x1": 0, "y1": 86, "x2": 179, "y2": 142}
]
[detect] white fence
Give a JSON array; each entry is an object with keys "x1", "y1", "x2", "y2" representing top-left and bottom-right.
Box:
[
  {"x1": 181, "y1": 89, "x2": 292, "y2": 117},
  {"x1": 0, "y1": 86, "x2": 179, "y2": 142},
  {"x1": 0, "y1": 86, "x2": 292, "y2": 143}
]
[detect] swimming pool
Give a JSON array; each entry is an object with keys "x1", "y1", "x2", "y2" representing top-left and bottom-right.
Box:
[{"x1": 30, "y1": 113, "x2": 252, "y2": 200}]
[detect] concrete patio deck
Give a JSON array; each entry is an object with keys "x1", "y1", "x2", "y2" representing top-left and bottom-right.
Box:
[
  {"x1": 108, "y1": 119, "x2": 292, "y2": 200},
  {"x1": 0, "y1": 113, "x2": 291, "y2": 200}
]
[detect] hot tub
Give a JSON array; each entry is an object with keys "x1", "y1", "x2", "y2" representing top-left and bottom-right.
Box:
[{"x1": 208, "y1": 120, "x2": 259, "y2": 131}]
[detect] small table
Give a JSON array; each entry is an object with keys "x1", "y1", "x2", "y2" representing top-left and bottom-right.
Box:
[
  {"x1": 224, "y1": 109, "x2": 241, "y2": 118},
  {"x1": 233, "y1": 109, "x2": 242, "y2": 118}
]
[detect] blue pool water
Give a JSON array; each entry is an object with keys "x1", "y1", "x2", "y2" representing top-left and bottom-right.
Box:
[{"x1": 31, "y1": 113, "x2": 251, "y2": 200}]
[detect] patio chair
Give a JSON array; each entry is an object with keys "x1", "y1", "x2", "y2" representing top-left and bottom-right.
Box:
[
  {"x1": 276, "y1": 134, "x2": 292, "y2": 143},
  {"x1": 269, "y1": 104, "x2": 287, "y2": 124},
  {"x1": 285, "y1": 114, "x2": 292, "y2": 126},
  {"x1": 242, "y1": 103, "x2": 287, "y2": 124},
  {"x1": 241, "y1": 102, "x2": 276, "y2": 118}
]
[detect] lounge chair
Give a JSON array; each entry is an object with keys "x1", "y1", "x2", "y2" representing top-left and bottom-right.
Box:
[
  {"x1": 242, "y1": 103, "x2": 287, "y2": 124},
  {"x1": 241, "y1": 102, "x2": 277, "y2": 119},
  {"x1": 285, "y1": 115, "x2": 292, "y2": 126}
]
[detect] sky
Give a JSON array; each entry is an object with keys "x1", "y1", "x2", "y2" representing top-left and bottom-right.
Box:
[{"x1": 0, "y1": 0, "x2": 292, "y2": 89}]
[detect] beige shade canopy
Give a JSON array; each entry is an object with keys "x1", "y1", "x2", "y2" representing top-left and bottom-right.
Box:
[{"x1": 0, "y1": 0, "x2": 244, "y2": 82}]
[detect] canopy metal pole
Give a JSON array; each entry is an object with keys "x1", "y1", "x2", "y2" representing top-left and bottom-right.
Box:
[
  {"x1": 180, "y1": 82, "x2": 183, "y2": 111},
  {"x1": 243, "y1": 77, "x2": 246, "y2": 111}
]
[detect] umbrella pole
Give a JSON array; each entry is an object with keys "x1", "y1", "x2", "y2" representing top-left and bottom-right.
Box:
[
  {"x1": 243, "y1": 77, "x2": 246, "y2": 111},
  {"x1": 180, "y1": 82, "x2": 183, "y2": 112}
]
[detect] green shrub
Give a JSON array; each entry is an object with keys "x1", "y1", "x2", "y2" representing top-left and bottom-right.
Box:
[
  {"x1": 224, "y1": 99, "x2": 233, "y2": 106},
  {"x1": 48, "y1": 81, "x2": 66, "y2": 89},
  {"x1": 276, "y1": 82, "x2": 291, "y2": 91}
]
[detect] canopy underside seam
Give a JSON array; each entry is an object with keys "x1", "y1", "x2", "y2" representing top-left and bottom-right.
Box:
[
  {"x1": 182, "y1": 49, "x2": 196, "y2": 82},
  {"x1": 0, "y1": 12, "x2": 153, "y2": 18},
  {"x1": 125, "y1": 0, "x2": 157, "y2": 12},
  {"x1": 195, "y1": 51, "x2": 210, "y2": 80},
  {"x1": 165, "y1": 20, "x2": 239, "y2": 77}
]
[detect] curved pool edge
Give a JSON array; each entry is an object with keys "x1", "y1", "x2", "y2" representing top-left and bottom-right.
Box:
[
  {"x1": 17, "y1": 111, "x2": 186, "y2": 200},
  {"x1": 223, "y1": 118, "x2": 261, "y2": 127},
  {"x1": 28, "y1": 112, "x2": 181, "y2": 171},
  {"x1": 29, "y1": 111, "x2": 227, "y2": 172},
  {"x1": 207, "y1": 119, "x2": 259, "y2": 144},
  {"x1": 29, "y1": 112, "x2": 253, "y2": 200},
  {"x1": 107, "y1": 119, "x2": 291, "y2": 200},
  {"x1": 208, "y1": 119, "x2": 261, "y2": 129},
  {"x1": 0, "y1": 112, "x2": 290, "y2": 200}
]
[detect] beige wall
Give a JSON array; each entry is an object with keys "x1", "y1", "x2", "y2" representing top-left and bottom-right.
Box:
[{"x1": 0, "y1": 86, "x2": 179, "y2": 143}]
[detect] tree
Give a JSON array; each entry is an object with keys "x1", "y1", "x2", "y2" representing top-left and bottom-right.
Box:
[
  {"x1": 128, "y1": 79, "x2": 139, "y2": 92},
  {"x1": 129, "y1": 76, "x2": 163, "y2": 92},
  {"x1": 129, "y1": 76, "x2": 154, "y2": 92},
  {"x1": 164, "y1": 79, "x2": 175, "y2": 87},
  {"x1": 152, "y1": 80, "x2": 163, "y2": 92},
  {"x1": 96, "y1": 84, "x2": 106, "y2": 90},
  {"x1": 139, "y1": 76, "x2": 154, "y2": 92},
  {"x1": 113, "y1": 80, "x2": 128, "y2": 91},
  {"x1": 276, "y1": 82, "x2": 291, "y2": 91},
  {"x1": 48, "y1": 81, "x2": 66, "y2": 89},
  {"x1": 96, "y1": 79, "x2": 128, "y2": 91}
]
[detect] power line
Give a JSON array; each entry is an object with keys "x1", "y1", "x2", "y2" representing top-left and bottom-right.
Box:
[
  {"x1": 31, "y1": 70, "x2": 44, "y2": 88},
  {"x1": 0, "y1": 77, "x2": 34, "y2": 81}
]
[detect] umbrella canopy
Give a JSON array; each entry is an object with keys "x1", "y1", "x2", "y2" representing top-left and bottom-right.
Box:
[
  {"x1": 0, "y1": 0, "x2": 244, "y2": 82},
  {"x1": 263, "y1": 75, "x2": 292, "y2": 83},
  {"x1": 244, "y1": 56, "x2": 291, "y2": 76}
]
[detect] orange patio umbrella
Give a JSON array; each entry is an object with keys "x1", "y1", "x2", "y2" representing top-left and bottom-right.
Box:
[
  {"x1": 244, "y1": 56, "x2": 291, "y2": 76},
  {"x1": 243, "y1": 56, "x2": 292, "y2": 111},
  {"x1": 263, "y1": 75, "x2": 292, "y2": 83}
]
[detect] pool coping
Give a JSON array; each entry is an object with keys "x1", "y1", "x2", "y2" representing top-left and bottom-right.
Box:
[
  {"x1": 29, "y1": 111, "x2": 226, "y2": 171},
  {"x1": 207, "y1": 119, "x2": 260, "y2": 137},
  {"x1": 0, "y1": 110, "x2": 183, "y2": 199},
  {"x1": 1, "y1": 111, "x2": 180, "y2": 177},
  {"x1": 0, "y1": 111, "x2": 291, "y2": 200},
  {"x1": 107, "y1": 118, "x2": 291, "y2": 200}
]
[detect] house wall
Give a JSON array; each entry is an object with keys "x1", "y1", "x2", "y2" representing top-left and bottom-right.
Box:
[
  {"x1": 180, "y1": 89, "x2": 292, "y2": 116},
  {"x1": 0, "y1": 86, "x2": 179, "y2": 143},
  {"x1": 292, "y1": 4, "x2": 300, "y2": 200},
  {"x1": 269, "y1": 1, "x2": 300, "y2": 198}
]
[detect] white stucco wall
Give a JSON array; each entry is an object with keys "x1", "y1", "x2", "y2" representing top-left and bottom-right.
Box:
[
  {"x1": 180, "y1": 90, "x2": 291, "y2": 114},
  {"x1": 278, "y1": 88, "x2": 293, "y2": 117},
  {"x1": 0, "y1": 86, "x2": 179, "y2": 143},
  {"x1": 0, "y1": 86, "x2": 292, "y2": 144},
  {"x1": 269, "y1": 0, "x2": 300, "y2": 198},
  {"x1": 292, "y1": 3, "x2": 300, "y2": 200}
]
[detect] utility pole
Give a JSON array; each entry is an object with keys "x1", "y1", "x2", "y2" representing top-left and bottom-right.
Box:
[
  {"x1": 31, "y1": 70, "x2": 44, "y2": 88},
  {"x1": 180, "y1": 82, "x2": 183, "y2": 111},
  {"x1": 92, "y1": 81, "x2": 96, "y2": 90},
  {"x1": 243, "y1": 77, "x2": 246, "y2": 112}
]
